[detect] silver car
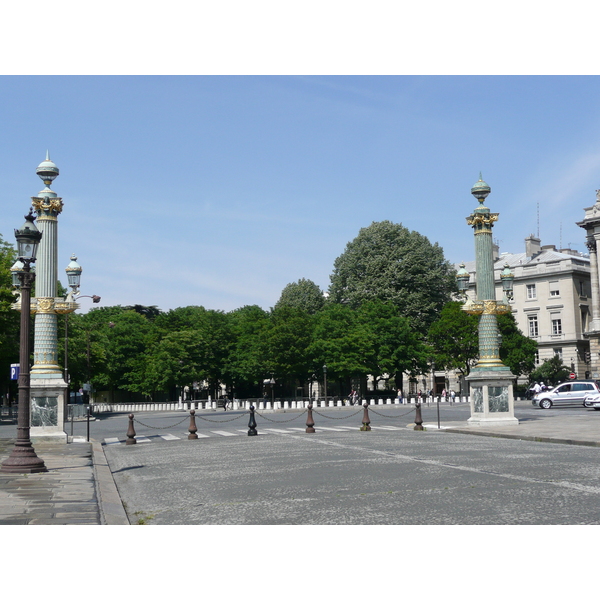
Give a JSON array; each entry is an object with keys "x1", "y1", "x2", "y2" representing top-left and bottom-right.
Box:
[{"x1": 532, "y1": 381, "x2": 600, "y2": 409}]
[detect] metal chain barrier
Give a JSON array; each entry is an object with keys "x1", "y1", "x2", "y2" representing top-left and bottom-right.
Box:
[
  {"x1": 195, "y1": 412, "x2": 248, "y2": 423},
  {"x1": 255, "y1": 409, "x2": 308, "y2": 423},
  {"x1": 312, "y1": 407, "x2": 363, "y2": 420},
  {"x1": 132, "y1": 415, "x2": 190, "y2": 429},
  {"x1": 368, "y1": 405, "x2": 416, "y2": 418}
]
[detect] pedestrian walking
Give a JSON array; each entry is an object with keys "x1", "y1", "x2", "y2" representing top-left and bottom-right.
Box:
[{"x1": 397, "y1": 388, "x2": 403, "y2": 404}]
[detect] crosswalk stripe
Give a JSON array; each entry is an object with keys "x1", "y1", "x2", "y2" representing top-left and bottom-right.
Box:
[
  {"x1": 375, "y1": 426, "x2": 403, "y2": 430},
  {"x1": 160, "y1": 434, "x2": 180, "y2": 441},
  {"x1": 263, "y1": 428, "x2": 292, "y2": 433},
  {"x1": 315, "y1": 426, "x2": 347, "y2": 432},
  {"x1": 211, "y1": 430, "x2": 238, "y2": 436},
  {"x1": 236, "y1": 429, "x2": 268, "y2": 434},
  {"x1": 135, "y1": 436, "x2": 151, "y2": 443},
  {"x1": 104, "y1": 437, "x2": 121, "y2": 445}
]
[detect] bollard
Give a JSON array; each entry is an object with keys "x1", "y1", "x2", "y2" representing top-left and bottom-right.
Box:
[
  {"x1": 188, "y1": 410, "x2": 198, "y2": 439},
  {"x1": 306, "y1": 404, "x2": 315, "y2": 433},
  {"x1": 360, "y1": 403, "x2": 371, "y2": 431},
  {"x1": 126, "y1": 413, "x2": 137, "y2": 445},
  {"x1": 248, "y1": 405, "x2": 258, "y2": 436},
  {"x1": 414, "y1": 403, "x2": 424, "y2": 431}
]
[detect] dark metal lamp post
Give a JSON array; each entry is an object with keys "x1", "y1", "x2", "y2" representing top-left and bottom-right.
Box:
[
  {"x1": 322, "y1": 364, "x2": 327, "y2": 407},
  {"x1": 1, "y1": 211, "x2": 47, "y2": 474}
]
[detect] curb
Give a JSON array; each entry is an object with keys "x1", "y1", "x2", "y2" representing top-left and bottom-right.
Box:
[
  {"x1": 91, "y1": 439, "x2": 130, "y2": 525},
  {"x1": 443, "y1": 427, "x2": 600, "y2": 448}
]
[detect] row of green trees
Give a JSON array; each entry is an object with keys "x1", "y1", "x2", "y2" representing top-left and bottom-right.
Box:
[{"x1": 0, "y1": 220, "x2": 541, "y2": 402}]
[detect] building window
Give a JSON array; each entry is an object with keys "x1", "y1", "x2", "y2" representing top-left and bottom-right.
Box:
[
  {"x1": 526, "y1": 284, "x2": 536, "y2": 300},
  {"x1": 552, "y1": 318, "x2": 562, "y2": 335},
  {"x1": 549, "y1": 281, "x2": 560, "y2": 297},
  {"x1": 534, "y1": 350, "x2": 540, "y2": 365},
  {"x1": 528, "y1": 314, "x2": 539, "y2": 337},
  {"x1": 581, "y1": 308, "x2": 588, "y2": 333},
  {"x1": 554, "y1": 348, "x2": 563, "y2": 360}
]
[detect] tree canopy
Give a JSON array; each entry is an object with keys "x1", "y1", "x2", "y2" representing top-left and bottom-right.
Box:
[
  {"x1": 274, "y1": 278, "x2": 325, "y2": 314},
  {"x1": 328, "y1": 221, "x2": 456, "y2": 334}
]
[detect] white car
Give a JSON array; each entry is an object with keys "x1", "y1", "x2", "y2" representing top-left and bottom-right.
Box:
[
  {"x1": 583, "y1": 394, "x2": 600, "y2": 410},
  {"x1": 532, "y1": 381, "x2": 600, "y2": 409}
]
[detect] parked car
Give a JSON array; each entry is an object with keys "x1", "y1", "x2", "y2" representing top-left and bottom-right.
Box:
[
  {"x1": 533, "y1": 380, "x2": 600, "y2": 409},
  {"x1": 583, "y1": 394, "x2": 600, "y2": 410}
]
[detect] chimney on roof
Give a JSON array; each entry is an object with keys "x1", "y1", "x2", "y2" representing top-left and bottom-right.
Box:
[{"x1": 525, "y1": 235, "x2": 541, "y2": 258}]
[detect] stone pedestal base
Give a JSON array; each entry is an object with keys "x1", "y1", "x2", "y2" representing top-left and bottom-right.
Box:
[
  {"x1": 466, "y1": 368, "x2": 518, "y2": 427},
  {"x1": 29, "y1": 377, "x2": 68, "y2": 443}
]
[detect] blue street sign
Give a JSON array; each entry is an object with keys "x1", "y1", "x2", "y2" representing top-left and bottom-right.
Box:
[{"x1": 10, "y1": 364, "x2": 20, "y2": 380}]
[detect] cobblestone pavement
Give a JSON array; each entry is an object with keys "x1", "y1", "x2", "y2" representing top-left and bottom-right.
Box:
[{"x1": 2, "y1": 402, "x2": 600, "y2": 525}]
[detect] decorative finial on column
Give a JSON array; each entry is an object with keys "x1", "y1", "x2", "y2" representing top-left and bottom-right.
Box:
[{"x1": 471, "y1": 173, "x2": 491, "y2": 204}]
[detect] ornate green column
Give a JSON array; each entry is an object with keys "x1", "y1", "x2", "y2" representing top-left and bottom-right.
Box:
[
  {"x1": 461, "y1": 175, "x2": 518, "y2": 426},
  {"x1": 28, "y1": 154, "x2": 78, "y2": 442}
]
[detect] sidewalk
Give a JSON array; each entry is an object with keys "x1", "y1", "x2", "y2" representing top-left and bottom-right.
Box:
[
  {"x1": 0, "y1": 438, "x2": 128, "y2": 525},
  {"x1": 1, "y1": 406, "x2": 600, "y2": 524}
]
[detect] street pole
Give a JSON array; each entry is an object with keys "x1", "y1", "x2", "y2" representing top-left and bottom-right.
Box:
[{"x1": 1, "y1": 213, "x2": 46, "y2": 473}]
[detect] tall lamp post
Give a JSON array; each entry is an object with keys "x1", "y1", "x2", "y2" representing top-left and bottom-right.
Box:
[
  {"x1": 1, "y1": 211, "x2": 47, "y2": 473},
  {"x1": 322, "y1": 364, "x2": 327, "y2": 407},
  {"x1": 457, "y1": 175, "x2": 518, "y2": 426}
]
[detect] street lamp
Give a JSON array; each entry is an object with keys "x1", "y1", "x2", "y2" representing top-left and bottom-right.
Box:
[
  {"x1": 1, "y1": 211, "x2": 47, "y2": 473},
  {"x1": 322, "y1": 364, "x2": 327, "y2": 407}
]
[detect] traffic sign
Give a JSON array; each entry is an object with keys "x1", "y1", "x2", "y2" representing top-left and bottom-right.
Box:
[
  {"x1": 569, "y1": 372, "x2": 576, "y2": 380},
  {"x1": 10, "y1": 364, "x2": 19, "y2": 380}
]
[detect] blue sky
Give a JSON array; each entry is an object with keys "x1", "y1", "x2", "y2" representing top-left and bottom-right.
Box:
[{"x1": 2, "y1": 75, "x2": 600, "y2": 313}]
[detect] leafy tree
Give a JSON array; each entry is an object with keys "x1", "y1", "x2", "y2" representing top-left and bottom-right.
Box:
[
  {"x1": 529, "y1": 355, "x2": 571, "y2": 386},
  {"x1": 328, "y1": 221, "x2": 456, "y2": 335},
  {"x1": 141, "y1": 330, "x2": 209, "y2": 398},
  {"x1": 310, "y1": 303, "x2": 372, "y2": 390},
  {"x1": 275, "y1": 278, "x2": 325, "y2": 314},
  {"x1": 151, "y1": 306, "x2": 231, "y2": 399},
  {"x1": 357, "y1": 300, "x2": 428, "y2": 390},
  {"x1": 0, "y1": 234, "x2": 18, "y2": 402},
  {"x1": 266, "y1": 305, "x2": 315, "y2": 389},
  {"x1": 497, "y1": 312, "x2": 537, "y2": 377},
  {"x1": 428, "y1": 301, "x2": 479, "y2": 377},
  {"x1": 224, "y1": 305, "x2": 271, "y2": 397}
]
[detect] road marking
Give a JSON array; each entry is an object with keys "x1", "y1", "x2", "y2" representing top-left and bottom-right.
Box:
[
  {"x1": 263, "y1": 428, "x2": 293, "y2": 434},
  {"x1": 104, "y1": 437, "x2": 121, "y2": 445},
  {"x1": 375, "y1": 426, "x2": 403, "y2": 430},
  {"x1": 236, "y1": 429, "x2": 268, "y2": 435},
  {"x1": 135, "y1": 436, "x2": 151, "y2": 443},
  {"x1": 211, "y1": 430, "x2": 238, "y2": 436},
  {"x1": 315, "y1": 426, "x2": 348, "y2": 432},
  {"x1": 160, "y1": 434, "x2": 180, "y2": 441}
]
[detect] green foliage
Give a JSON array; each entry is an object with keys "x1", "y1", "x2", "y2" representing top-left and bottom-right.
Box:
[
  {"x1": 529, "y1": 355, "x2": 571, "y2": 386},
  {"x1": 275, "y1": 278, "x2": 324, "y2": 314},
  {"x1": 0, "y1": 235, "x2": 19, "y2": 398},
  {"x1": 328, "y1": 221, "x2": 456, "y2": 335},
  {"x1": 310, "y1": 303, "x2": 372, "y2": 382},
  {"x1": 224, "y1": 305, "x2": 271, "y2": 393},
  {"x1": 357, "y1": 300, "x2": 428, "y2": 386},
  {"x1": 497, "y1": 312, "x2": 537, "y2": 377},
  {"x1": 267, "y1": 305, "x2": 315, "y2": 382},
  {"x1": 428, "y1": 301, "x2": 479, "y2": 376}
]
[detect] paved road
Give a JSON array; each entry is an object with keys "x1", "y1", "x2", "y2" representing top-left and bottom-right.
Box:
[{"x1": 102, "y1": 411, "x2": 600, "y2": 525}]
